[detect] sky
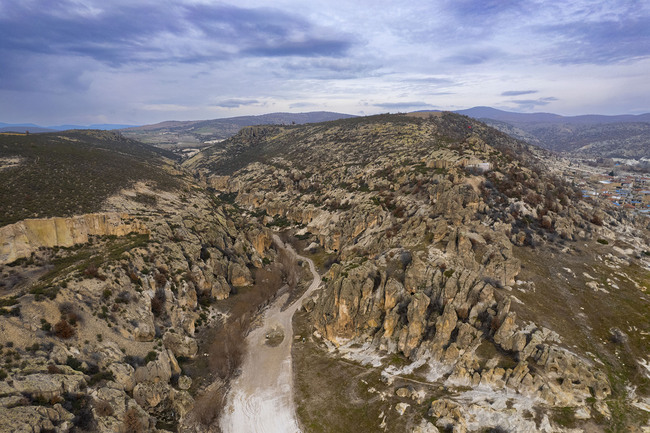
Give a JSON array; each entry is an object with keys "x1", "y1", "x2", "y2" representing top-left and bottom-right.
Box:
[{"x1": 1, "y1": 0, "x2": 649, "y2": 125}]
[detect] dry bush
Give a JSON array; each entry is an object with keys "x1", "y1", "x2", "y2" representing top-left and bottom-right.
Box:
[
  {"x1": 206, "y1": 321, "x2": 246, "y2": 379},
  {"x1": 184, "y1": 270, "x2": 198, "y2": 285},
  {"x1": 54, "y1": 319, "x2": 75, "y2": 339},
  {"x1": 591, "y1": 214, "x2": 603, "y2": 226},
  {"x1": 94, "y1": 398, "x2": 114, "y2": 417},
  {"x1": 83, "y1": 264, "x2": 106, "y2": 281},
  {"x1": 47, "y1": 364, "x2": 62, "y2": 374},
  {"x1": 253, "y1": 266, "x2": 283, "y2": 302},
  {"x1": 59, "y1": 302, "x2": 82, "y2": 325},
  {"x1": 490, "y1": 316, "x2": 502, "y2": 334},
  {"x1": 153, "y1": 272, "x2": 167, "y2": 289},
  {"x1": 128, "y1": 270, "x2": 141, "y2": 285},
  {"x1": 278, "y1": 248, "x2": 299, "y2": 291},
  {"x1": 150, "y1": 287, "x2": 166, "y2": 317},
  {"x1": 192, "y1": 386, "x2": 227, "y2": 426},
  {"x1": 121, "y1": 407, "x2": 145, "y2": 433}
]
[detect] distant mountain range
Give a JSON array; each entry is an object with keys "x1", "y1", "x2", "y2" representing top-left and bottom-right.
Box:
[
  {"x1": 0, "y1": 122, "x2": 137, "y2": 133},
  {"x1": 453, "y1": 106, "x2": 650, "y2": 124},
  {"x1": 119, "y1": 111, "x2": 356, "y2": 149},
  {"x1": 449, "y1": 107, "x2": 650, "y2": 159},
  {"x1": 4, "y1": 107, "x2": 649, "y2": 158}
]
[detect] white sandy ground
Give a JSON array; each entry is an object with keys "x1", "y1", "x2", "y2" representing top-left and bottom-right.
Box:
[{"x1": 220, "y1": 236, "x2": 321, "y2": 433}]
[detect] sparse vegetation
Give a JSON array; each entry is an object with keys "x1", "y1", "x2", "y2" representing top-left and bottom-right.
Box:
[{"x1": 0, "y1": 130, "x2": 179, "y2": 226}]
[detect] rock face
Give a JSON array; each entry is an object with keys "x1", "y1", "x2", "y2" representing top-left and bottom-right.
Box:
[
  {"x1": 0, "y1": 212, "x2": 148, "y2": 264},
  {"x1": 0, "y1": 405, "x2": 75, "y2": 433}
]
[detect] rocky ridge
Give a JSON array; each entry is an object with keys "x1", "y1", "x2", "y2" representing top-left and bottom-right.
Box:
[{"x1": 187, "y1": 112, "x2": 650, "y2": 431}]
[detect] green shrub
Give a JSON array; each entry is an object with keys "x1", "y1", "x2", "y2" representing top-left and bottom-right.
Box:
[{"x1": 144, "y1": 351, "x2": 158, "y2": 363}]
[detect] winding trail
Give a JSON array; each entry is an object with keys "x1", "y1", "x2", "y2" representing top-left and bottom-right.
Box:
[{"x1": 220, "y1": 236, "x2": 321, "y2": 433}]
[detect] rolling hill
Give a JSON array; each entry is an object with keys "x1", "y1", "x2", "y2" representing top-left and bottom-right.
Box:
[
  {"x1": 454, "y1": 107, "x2": 650, "y2": 158},
  {"x1": 119, "y1": 111, "x2": 356, "y2": 149}
]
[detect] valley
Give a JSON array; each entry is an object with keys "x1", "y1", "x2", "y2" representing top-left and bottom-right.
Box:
[{"x1": 0, "y1": 113, "x2": 647, "y2": 433}]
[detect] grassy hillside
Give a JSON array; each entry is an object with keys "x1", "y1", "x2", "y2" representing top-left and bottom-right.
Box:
[{"x1": 0, "y1": 130, "x2": 180, "y2": 226}]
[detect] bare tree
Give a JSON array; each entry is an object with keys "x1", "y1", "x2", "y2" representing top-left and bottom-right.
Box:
[{"x1": 278, "y1": 247, "x2": 299, "y2": 291}]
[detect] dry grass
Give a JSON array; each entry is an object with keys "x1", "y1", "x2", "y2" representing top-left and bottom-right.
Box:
[
  {"x1": 122, "y1": 407, "x2": 145, "y2": 433},
  {"x1": 291, "y1": 310, "x2": 428, "y2": 433}
]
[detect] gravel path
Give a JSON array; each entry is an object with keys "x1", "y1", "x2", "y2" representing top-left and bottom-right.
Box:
[{"x1": 220, "y1": 237, "x2": 321, "y2": 433}]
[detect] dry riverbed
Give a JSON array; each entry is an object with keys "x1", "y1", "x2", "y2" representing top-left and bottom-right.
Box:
[{"x1": 220, "y1": 237, "x2": 321, "y2": 433}]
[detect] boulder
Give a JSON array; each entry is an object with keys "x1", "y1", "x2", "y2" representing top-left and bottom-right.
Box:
[
  {"x1": 228, "y1": 262, "x2": 253, "y2": 287},
  {"x1": 11, "y1": 373, "x2": 86, "y2": 399},
  {"x1": 163, "y1": 331, "x2": 199, "y2": 359},
  {"x1": 178, "y1": 375, "x2": 192, "y2": 391},
  {"x1": 171, "y1": 389, "x2": 195, "y2": 418},
  {"x1": 395, "y1": 402, "x2": 410, "y2": 415},
  {"x1": 133, "y1": 381, "x2": 171, "y2": 410},
  {"x1": 412, "y1": 420, "x2": 440, "y2": 433},
  {"x1": 109, "y1": 362, "x2": 136, "y2": 392},
  {"x1": 211, "y1": 275, "x2": 231, "y2": 300},
  {"x1": 134, "y1": 350, "x2": 172, "y2": 384}
]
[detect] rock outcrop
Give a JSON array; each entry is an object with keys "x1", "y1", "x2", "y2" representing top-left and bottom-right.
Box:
[{"x1": 0, "y1": 212, "x2": 148, "y2": 264}]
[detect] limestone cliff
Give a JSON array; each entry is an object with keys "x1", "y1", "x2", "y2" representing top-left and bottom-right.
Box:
[{"x1": 0, "y1": 213, "x2": 148, "y2": 265}]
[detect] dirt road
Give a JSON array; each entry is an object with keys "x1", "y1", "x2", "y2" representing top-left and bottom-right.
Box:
[{"x1": 220, "y1": 237, "x2": 321, "y2": 433}]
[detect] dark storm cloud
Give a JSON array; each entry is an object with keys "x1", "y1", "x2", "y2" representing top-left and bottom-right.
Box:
[
  {"x1": 0, "y1": 2, "x2": 186, "y2": 66},
  {"x1": 501, "y1": 90, "x2": 538, "y2": 96}
]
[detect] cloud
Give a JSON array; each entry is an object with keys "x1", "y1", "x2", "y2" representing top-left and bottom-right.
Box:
[
  {"x1": 281, "y1": 58, "x2": 380, "y2": 79},
  {"x1": 374, "y1": 101, "x2": 436, "y2": 110},
  {"x1": 289, "y1": 102, "x2": 318, "y2": 109},
  {"x1": 439, "y1": 47, "x2": 506, "y2": 67},
  {"x1": 213, "y1": 99, "x2": 260, "y2": 108},
  {"x1": 0, "y1": 1, "x2": 354, "y2": 67},
  {"x1": 507, "y1": 96, "x2": 559, "y2": 110},
  {"x1": 538, "y1": 15, "x2": 650, "y2": 64},
  {"x1": 445, "y1": 0, "x2": 525, "y2": 20},
  {"x1": 501, "y1": 90, "x2": 538, "y2": 96},
  {"x1": 405, "y1": 77, "x2": 457, "y2": 85}
]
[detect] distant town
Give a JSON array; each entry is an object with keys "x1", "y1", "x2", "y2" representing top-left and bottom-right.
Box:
[{"x1": 564, "y1": 159, "x2": 650, "y2": 214}]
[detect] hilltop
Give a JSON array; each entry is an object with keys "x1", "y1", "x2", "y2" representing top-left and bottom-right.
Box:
[
  {"x1": 0, "y1": 130, "x2": 179, "y2": 227},
  {"x1": 186, "y1": 111, "x2": 650, "y2": 432}
]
